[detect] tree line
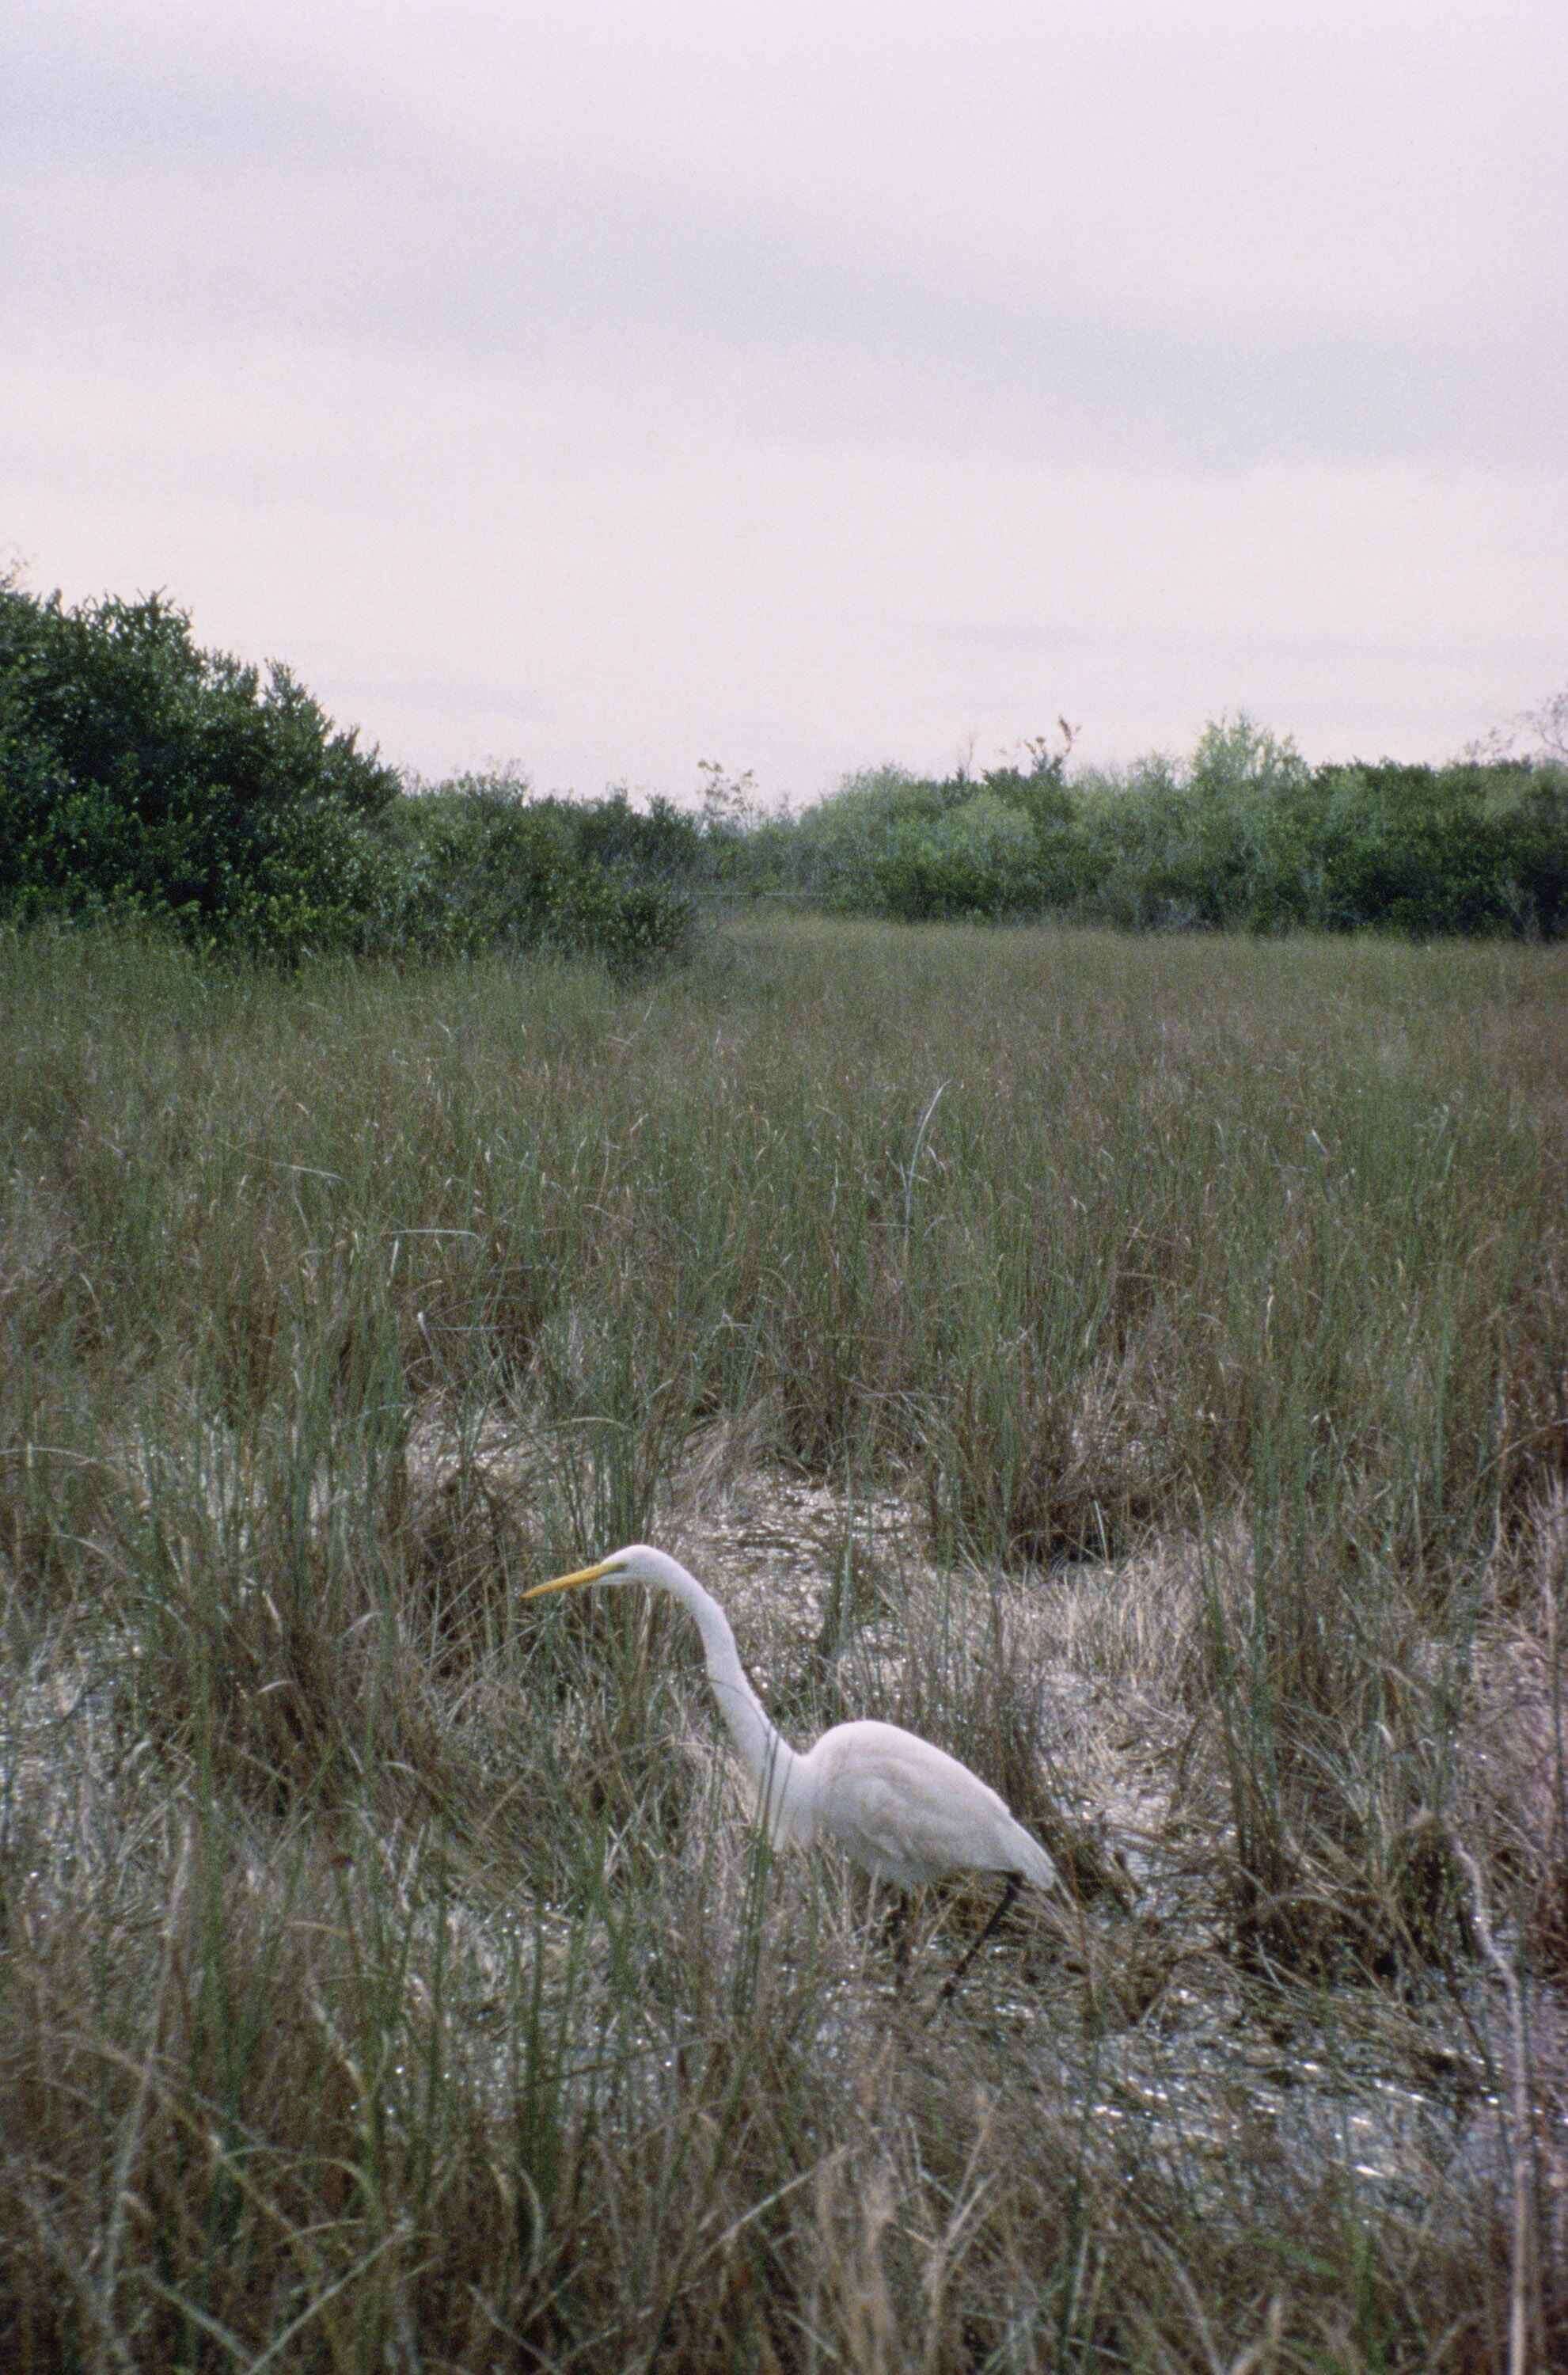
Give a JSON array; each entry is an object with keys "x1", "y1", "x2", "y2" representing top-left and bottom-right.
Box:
[{"x1": 4, "y1": 575, "x2": 1564, "y2": 963}]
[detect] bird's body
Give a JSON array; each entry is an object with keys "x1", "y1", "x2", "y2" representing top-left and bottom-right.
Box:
[
  {"x1": 783, "y1": 1717, "x2": 1056, "y2": 1893},
  {"x1": 522, "y1": 1545, "x2": 1057, "y2": 1990}
]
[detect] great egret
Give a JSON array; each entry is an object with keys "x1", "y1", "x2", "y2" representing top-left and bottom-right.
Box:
[{"x1": 522, "y1": 1544, "x2": 1058, "y2": 2000}]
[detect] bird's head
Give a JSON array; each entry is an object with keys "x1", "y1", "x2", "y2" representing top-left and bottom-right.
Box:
[{"x1": 521, "y1": 1544, "x2": 673, "y2": 1604}]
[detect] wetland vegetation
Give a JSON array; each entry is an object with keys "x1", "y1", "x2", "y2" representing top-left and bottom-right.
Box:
[{"x1": 2, "y1": 913, "x2": 1565, "y2": 2369}]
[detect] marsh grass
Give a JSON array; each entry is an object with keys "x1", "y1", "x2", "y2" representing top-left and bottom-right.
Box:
[{"x1": 2, "y1": 914, "x2": 1565, "y2": 2366}]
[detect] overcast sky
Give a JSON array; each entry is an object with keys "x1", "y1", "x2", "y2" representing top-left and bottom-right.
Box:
[{"x1": 7, "y1": 0, "x2": 1565, "y2": 805}]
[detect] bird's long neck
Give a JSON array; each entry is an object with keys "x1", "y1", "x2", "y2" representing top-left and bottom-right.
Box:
[{"x1": 666, "y1": 1572, "x2": 800, "y2": 1834}]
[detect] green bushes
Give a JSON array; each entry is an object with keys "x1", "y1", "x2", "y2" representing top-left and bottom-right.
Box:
[
  {"x1": 1308, "y1": 759, "x2": 1567, "y2": 937},
  {"x1": 0, "y1": 580, "x2": 697, "y2": 971},
  {"x1": 9, "y1": 561, "x2": 1563, "y2": 956},
  {"x1": 0, "y1": 581, "x2": 402, "y2": 960},
  {"x1": 1072, "y1": 716, "x2": 1308, "y2": 930},
  {"x1": 792, "y1": 743, "x2": 1083, "y2": 920},
  {"x1": 380, "y1": 777, "x2": 698, "y2": 973},
  {"x1": 781, "y1": 715, "x2": 1568, "y2": 939},
  {"x1": 876, "y1": 792, "x2": 1039, "y2": 920}
]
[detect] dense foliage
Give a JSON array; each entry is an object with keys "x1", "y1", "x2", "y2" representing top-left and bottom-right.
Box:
[
  {"x1": 376, "y1": 774, "x2": 701, "y2": 973},
  {"x1": 784, "y1": 716, "x2": 1568, "y2": 937},
  {"x1": 0, "y1": 580, "x2": 697, "y2": 969},
  {"x1": 0, "y1": 580, "x2": 404, "y2": 959},
  {"x1": 5, "y1": 572, "x2": 1565, "y2": 956}
]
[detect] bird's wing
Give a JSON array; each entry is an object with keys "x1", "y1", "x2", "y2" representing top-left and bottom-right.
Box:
[
  {"x1": 813, "y1": 1723, "x2": 1028, "y2": 1888},
  {"x1": 819, "y1": 1761, "x2": 933, "y2": 1887}
]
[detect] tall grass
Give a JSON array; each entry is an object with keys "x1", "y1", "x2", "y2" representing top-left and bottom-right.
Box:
[{"x1": 2, "y1": 914, "x2": 1564, "y2": 2366}]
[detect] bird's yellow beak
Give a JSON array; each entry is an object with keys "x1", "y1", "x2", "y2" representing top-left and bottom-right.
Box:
[{"x1": 521, "y1": 1557, "x2": 617, "y2": 1602}]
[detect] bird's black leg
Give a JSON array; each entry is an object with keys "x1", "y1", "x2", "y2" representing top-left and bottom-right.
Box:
[{"x1": 939, "y1": 1872, "x2": 1022, "y2": 2005}]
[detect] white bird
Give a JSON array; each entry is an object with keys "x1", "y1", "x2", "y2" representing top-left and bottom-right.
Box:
[{"x1": 522, "y1": 1543, "x2": 1059, "y2": 2000}]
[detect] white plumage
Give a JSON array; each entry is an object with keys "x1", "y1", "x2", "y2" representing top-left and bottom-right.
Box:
[{"x1": 522, "y1": 1543, "x2": 1057, "y2": 1992}]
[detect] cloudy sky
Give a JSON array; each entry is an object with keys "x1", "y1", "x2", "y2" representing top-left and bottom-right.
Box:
[{"x1": 7, "y1": 0, "x2": 1565, "y2": 805}]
